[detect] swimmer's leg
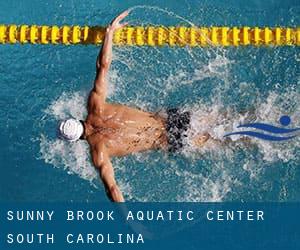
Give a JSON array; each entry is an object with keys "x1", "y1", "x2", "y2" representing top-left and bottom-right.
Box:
[
  {"x1": 190, "y1": 107, "x2": 259, "y2": 148},
  {"x1": 192, "y1": 132, "x2": 211, "y2": 147},
  {"x1": 192, "y1": 133, "x2": 254, "y2": 148},
  {"x1": 189, "y1": 114, "x2": 217, "y2": 147}
]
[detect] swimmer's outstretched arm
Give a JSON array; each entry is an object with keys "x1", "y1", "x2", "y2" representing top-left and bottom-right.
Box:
[
  {"x1": 92, "y1": 143, "x2": 125, "y2": 202},
  {"x1": 93, "y1": 11, "x2": 129, "y2": 101}
]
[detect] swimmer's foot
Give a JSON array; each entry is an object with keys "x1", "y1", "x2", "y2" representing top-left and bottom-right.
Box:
[{"x1": 193, "y1": 133, "x2": 210, "y2": 147}]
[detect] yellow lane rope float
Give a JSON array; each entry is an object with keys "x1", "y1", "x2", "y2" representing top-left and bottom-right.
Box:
[{"x1": 0, "y1": 24, "x2": 299, "y2": 46}]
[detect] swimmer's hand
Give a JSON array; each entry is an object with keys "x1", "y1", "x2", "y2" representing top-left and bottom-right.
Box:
[{"x1": 107, "y1": 10, "x2": 129, "y2": 33}]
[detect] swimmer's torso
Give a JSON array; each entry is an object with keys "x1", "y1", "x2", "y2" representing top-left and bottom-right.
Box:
[{"x1": 85, "y1": 92, "x2": 167, "y2": 156}]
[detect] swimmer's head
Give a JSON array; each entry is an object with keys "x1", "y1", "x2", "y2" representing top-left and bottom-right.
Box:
[{"x1": 57, "y1": 118, "x2": 84, "y2": 142}]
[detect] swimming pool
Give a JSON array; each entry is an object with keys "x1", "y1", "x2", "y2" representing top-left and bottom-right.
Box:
[{"x1": 0, "y1": 0, "x2": 299, "y2": 202}]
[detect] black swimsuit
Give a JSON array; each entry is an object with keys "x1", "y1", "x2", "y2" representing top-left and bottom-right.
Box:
[{"x1": 166, "y1": 108, "x2": 191, "y2": 153}]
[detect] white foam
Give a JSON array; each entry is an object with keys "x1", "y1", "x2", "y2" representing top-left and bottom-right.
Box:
[
  {"x1": 37, "y1": 7, "x2": 299, "y2": 202},
  {"x1": 38, "y1": 71, "x2": 300, "y2": 203},
  {"x1": 45, "y1": 91, "x2": 87, "y2": 120},
  {"x1": 39, "y1": 134, "x2": 97, "y2": 183},
  {"x1": 39, "y1": 92, "x2": 98, "y2": 185},
  {"x1": 175, "y1": 165, "x2": 233, "y2": 202},
  {"x1": 253, "y1": 90, "x2": 300, "y2": 162},
  {"x1": 181, "y1": 89, "x2": 300, "y2": 163}
]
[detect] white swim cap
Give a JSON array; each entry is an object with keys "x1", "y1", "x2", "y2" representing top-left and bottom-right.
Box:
[{"x1": 58, "y1": 118, "x2": 84, "y2": 142}]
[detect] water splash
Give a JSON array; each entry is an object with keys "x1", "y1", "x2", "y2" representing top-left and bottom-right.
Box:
[
  {"x1": 39, "y1": 134, "x2": 98, "y2": 184},
  {"x1": 37, "y1": 6, "x2": 299, "y2": 202},
  {"x1": 39, "y1": 88, "x2": 300, "y2": 201}
]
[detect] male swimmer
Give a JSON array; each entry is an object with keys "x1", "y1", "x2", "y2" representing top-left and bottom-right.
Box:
[{"x1": 58, "y1": 11, "x2": 210, "y2": 202}]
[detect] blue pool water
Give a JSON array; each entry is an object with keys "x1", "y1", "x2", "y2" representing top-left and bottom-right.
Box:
[{"x1": 0, "y1": 0, "x2": 299, "y2": 202}]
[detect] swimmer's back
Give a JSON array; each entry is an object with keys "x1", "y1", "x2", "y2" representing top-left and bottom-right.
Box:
[{"x1": 86, "y1": 101, "x2": 168, "y2": 157}]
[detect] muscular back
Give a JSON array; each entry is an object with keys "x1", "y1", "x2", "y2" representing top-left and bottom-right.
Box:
[{"x1": 85, "y1": 91, "x2": 167, "y2": 157}]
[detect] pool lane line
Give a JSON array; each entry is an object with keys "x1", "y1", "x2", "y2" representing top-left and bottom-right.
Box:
[{"x1": 0, "y1": 25, "x2": 299, "y2": 46}]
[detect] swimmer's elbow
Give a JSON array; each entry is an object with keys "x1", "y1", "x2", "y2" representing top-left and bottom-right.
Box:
[
  {"x1": 92, "y1": 156, "x2": 104, "y2": 169},
  {"x1": 96, "y1": 57, "x2": 110, "y2": 72},
  {"x1": 100, "y1": 58, "x2": 111, "y2": 70}
]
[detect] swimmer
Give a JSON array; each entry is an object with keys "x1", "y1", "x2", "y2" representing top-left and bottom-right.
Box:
[{"x1": 58, "y1": 11, "x2": 210, "y2": 202}]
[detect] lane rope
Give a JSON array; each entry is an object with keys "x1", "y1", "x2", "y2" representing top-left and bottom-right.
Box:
[{"x1": 0, "y1": 25, "x2": 299, "y2": 46}]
